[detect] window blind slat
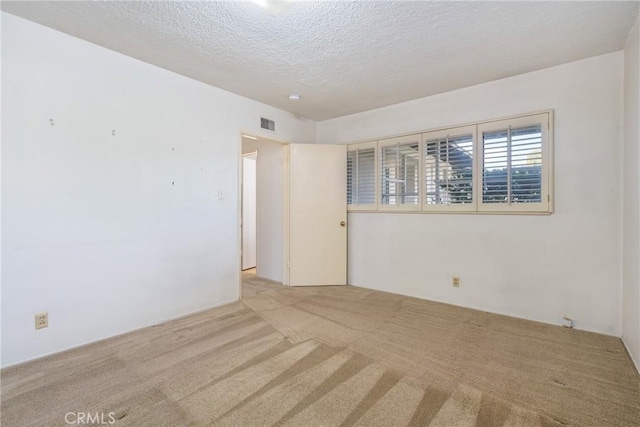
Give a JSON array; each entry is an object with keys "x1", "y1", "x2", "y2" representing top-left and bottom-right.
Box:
[
  {"x1": 482, "y1": 124, "x2": 542, "y2": 204},
  {"x1": 381, "y1": 141, "x2": 419, "y2": 206},
  {"x1": 424, "y1": 133, "x2": 473, "y2": 205},
  {"x1": 347, "y1": 147, "x2": 376, "y2": 205}
]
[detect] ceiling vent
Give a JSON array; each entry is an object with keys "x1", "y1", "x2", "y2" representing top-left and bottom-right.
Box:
[{"x1": 260, "y1": 117, "x2": 276, "y2": 132}]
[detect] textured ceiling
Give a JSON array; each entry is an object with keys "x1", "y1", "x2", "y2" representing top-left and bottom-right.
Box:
[{"x1": 2, "y1": 1, "x2": 638, "y2": 120}]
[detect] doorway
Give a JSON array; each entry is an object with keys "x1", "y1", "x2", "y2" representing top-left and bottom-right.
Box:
[
  {"x1": 240, "y1": 134, "x2": 288, "y2": 285},
  {"x1": 238, "y1": 134, "x2": 347, "y2": 292},
  {"x1": 241, "y1": 152, "x2": 257, "y2": 271}
]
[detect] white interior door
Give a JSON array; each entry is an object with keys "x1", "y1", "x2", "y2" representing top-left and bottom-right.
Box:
[
  {"x1": 242, "y1": 155, "x2": 257, "y2": 270},
  {"x1": 288, "y1": 144, "x2": 347, "y2": 286}
]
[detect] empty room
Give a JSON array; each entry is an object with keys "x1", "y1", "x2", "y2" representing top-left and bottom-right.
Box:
[{"x1": 2, "y1": 1, "x2": 639, "y2": 426}]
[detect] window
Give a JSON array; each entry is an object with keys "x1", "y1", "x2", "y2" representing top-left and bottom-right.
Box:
[
  {"x1": 345, "y1": 111, "x2": 553, "y2": 214},
  {"x1": 379, "y1": 135, "x2": 421, "y2": 210},
  {"x1": 478, "y1": 113, "x2": 551, "y2": 212},
  {"x1": 423, "y1": 125, "x2": 476, "y2": 212},
  {"x1": 347, "y1": 142, "x2": 377, "y2": 210}
]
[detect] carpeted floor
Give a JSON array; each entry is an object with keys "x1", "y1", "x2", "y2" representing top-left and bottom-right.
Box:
[{"x1": 2, "y1": 271, "x2": 639, "y2": 426}]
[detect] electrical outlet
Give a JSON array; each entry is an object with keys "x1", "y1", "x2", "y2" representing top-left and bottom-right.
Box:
[
  {"x1": 35, "y1": 312, "x2": 48, "y2": 330},
  {"x1": 452, "y1": 276, "x2": 460, "y2": 287}
]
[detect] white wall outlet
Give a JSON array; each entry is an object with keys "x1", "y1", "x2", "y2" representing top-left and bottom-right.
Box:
[
  {"x1": 452, "y1": 276, "x2": 460, "y2": 287},
  {"x1": 35, "y1": 312, "x2": 48, "y2": 330},
  {"x1": 217, "y1": 188, "x2": 224, "y2": 199}
]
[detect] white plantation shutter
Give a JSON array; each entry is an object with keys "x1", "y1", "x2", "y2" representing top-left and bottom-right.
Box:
[
  {"x1": 344, "y1": 110, "x2": 553, "y2": 215},
  {"x1": 423, "y1": 125, "x2": 476, "y2": 212},
  {"x1": 479, "y1": 113, "x2": 550, "y2": 212},
  {"x1": 379, "y1": 134, "x2": 421, "y2": 210},
  {"x1": 347, "y1": 141, "x2": 377, "y2": 210}
]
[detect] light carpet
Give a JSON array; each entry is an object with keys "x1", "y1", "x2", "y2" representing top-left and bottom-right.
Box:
[{"x1": 1, "y1": 272, "x2": 638, "y2": 426}]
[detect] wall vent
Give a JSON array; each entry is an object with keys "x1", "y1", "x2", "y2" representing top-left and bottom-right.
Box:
[{"x1": 260, "y1": 117, "x2": 276, "y2": 132}]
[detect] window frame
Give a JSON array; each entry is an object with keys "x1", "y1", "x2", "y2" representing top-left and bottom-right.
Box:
[
  {"x1": 378, "y1": 134, "x2": 423, "y2": 212},
  {"x1": 422, "y1": 125, "x2": 478, "y2": 213},
  {"x1": 347, "y1": 141, "x2": 379, "y2": 211},
  {"x1": 345, "y1": 110, "x2": 554, "y2": 215},
  {"x1": 478, "y1": 112, "x2": 552, "y2": 213}
]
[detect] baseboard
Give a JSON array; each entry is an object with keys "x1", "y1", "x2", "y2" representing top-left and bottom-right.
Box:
[
  {"x1": 0, "y1": 297, "x2": 240, "y2": 370},
  {"x1": 347, "y1": 282, "x2": 619, "y2": 337},
  {"x1": 621, "y1": 337, "x2": 640, "y2": 377}
]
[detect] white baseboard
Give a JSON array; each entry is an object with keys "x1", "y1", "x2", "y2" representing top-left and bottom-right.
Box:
[{"x1": 621, "y1": 337, "x2": 640, "y2": 376}]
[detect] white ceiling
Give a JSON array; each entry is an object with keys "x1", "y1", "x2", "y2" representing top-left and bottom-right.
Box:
[{"x1": 2, "y1": 1, "x2": 638, "y2": 121}]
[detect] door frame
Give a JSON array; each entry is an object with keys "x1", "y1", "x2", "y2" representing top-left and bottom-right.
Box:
[{"x1": 237, "y1": 132, "x2": 291, "y2": 299}]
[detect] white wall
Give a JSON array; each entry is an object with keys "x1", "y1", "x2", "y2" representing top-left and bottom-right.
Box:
[
  {"x1": 242, "y1": 155, "x2": 257, "y2": 270},
  {"x1": 318, "y1": 52, "x2": 624, "y2": 335},
  {"x1": 1, "y1": 13, "x2": 315, "y2": 367},
  {"x1": 255, "y1": 141, "x2": 286, "y2": 283},
  {"x1": 623, "y1": 18, "x2": 640, "y2": 370},
  {"x1": 0, "y1": 11, "x2": 4, "y2": 365}
]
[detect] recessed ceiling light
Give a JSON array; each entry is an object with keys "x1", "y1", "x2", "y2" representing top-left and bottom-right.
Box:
[
  {"x1": 289, "y1": 94, "x2": 300, "y2": 101},
  {"x1": 249, "y1": 0, "x2": 296, "y2": 16},
  {"x1": 242, "y1": 135, "x2": 258, "y2": 140},
  {"x1": 249, "y1": 0, "x2": 268, "y2": 7}
]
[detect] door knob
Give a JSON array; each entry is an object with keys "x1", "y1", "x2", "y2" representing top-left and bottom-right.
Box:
[{"x1": 340, "y1": 221, "x2": 346, "y2": 227}]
